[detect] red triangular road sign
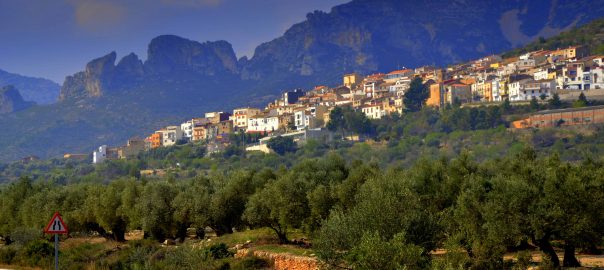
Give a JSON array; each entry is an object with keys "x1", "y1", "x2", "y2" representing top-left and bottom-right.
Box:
[{"x1": 44, "y1": 212, "x2": 68, "y2": 234}]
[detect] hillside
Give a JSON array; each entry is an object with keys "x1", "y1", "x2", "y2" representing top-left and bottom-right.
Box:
[
  {"x1": 0, "y1": 0, "x2": 602, "y2": 161},
  {"x1": 503, "y1": 18, "x2": 604, "y2": 57},
  {"x1": 0, "y1": 69, "x2": 60, "y2": 104}
]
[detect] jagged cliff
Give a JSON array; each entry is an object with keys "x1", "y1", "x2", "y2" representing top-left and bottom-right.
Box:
[
  {"x1": 59, "y1": 0, "x2": 603, "y2": 101},
  {"x1": 59, "y1": 36, "x2": 240, "y2": 100}
]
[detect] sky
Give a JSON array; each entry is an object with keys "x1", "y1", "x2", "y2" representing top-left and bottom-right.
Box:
[{"x1": 0, "y1": 0, "x2": 348, "y2": 83}]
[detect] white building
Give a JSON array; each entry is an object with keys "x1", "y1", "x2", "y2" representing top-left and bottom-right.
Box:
[
  {"x1": 491, "y1": 79, "x2": 503, "y2": 101},
  {"x1": 361, "y1": 104, "x2": 386, "y2": 119},
  {"x1": 93, "y1": 145, "x2": 107, "y2": 164},
  {"x1": 533, "y1": 68, "x2": 550, "y2": 81},
  {"x1": 159, "y1": 126, "x2": 183, "y2": 147},
  {"x1": 389, "y1": 78, "x2": 412, "y2": 97},
  {"x1": 181, "y1": 118, "x2": 210, "y2": 140},
  {"x1": 509, "y1": 79, "x2": 556, "y2": 101},
  {"x1": 508, "y1": 78, "x2": 533, "y2": 101},
  {"x1": 247, "y1": 114, "x2": 280, "y2": 133}
]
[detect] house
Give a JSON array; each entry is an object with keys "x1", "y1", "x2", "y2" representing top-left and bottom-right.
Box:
[
  {"x1": 363, "y1": 79, "x2": 386, "y2": 98},
  {"x1": 215, "y1": 120, "x2": 233, "y2": 139},
  {"x1": 63, "y1": 153, "x2": 88, "y2": 161},
  {"x1": 159, "y1": 126, "x2": 183, "y2": 146},
  {"x1": 389, "y1": 77, "x2": 412, "y2": 97},
  {"x1": 192, "y1": 125, "x2": 208, "y2": 141},
  {"x1": 92, "y1": 145, "x2": 118, "y2": 164},
  {"x1": 181, "y1": 118, "x2": 211, "y2": 140},
  {"x1": 491, "y1": 78, "x2": 506, "y2": 101},
  {"x1": 232, "y1": 107, "x2": 262, "y2": 129},
  {"x1": 444, "y1": 82, "x2": 472, "y2": 104},
  {"x1": 471, "y1": 80, "x2": 494, "y2": 102},
  {"x1": 247, "y1": 113, "x2": 280, "y2": 133},
  {"x1": 294, "y1": 105, "x2": 328, "y2": 130},
  {"x1": 146, "y1": 132, "x2": 163, "y2": 149},
  {"x1": 427, "y1": 82, "x2": 445, "y2": 107},
  {"x1": 93, "y1": 145, "x2": 107, "y2": 164},
  {"x1": 118, "y1": 138, "x2": 145, "y2": 159},
  {"x1": 343, "y1": 73, "x2": 363, "y2": 88},
  {"x1": 205, "y1": 112, "x2": 231, "y2": 124},
  {"x1": 551, "y1": 46, "x2": 590, "y2": 60},
  {"x1": 520, "y1": 79, "x2": 556, "y2": 101},
  {"x1": 361, "y1": 103, "x2": 385, "y2": 119},
  {"x1": 507, "y1": 75, "x2": 533, "y2": 101},
  {"x1": 283, "y1": 89, "x2": 305, "y2": 105},
  {"x1": 383, "y1": 69, "x2": 413, "y2": 83},
  {"x1": 562, "y1": 61, "x2": 592, "y2": 90}
]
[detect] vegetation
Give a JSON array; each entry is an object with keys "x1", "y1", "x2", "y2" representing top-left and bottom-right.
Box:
[
  {"x1": 267, "y1": 136, "x2": 297, "y2": 155},
  {"x1": 502, "y1": 18, "x2": 604, "y2": 57},
  {"x1": 403, "y1": 77, "x2": 430, "y2": 112}
]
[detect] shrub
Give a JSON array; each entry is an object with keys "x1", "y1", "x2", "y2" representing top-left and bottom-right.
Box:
[
  {"x1": 0, "y1": 247, "x2": 17, "y2": 264},
  {"x1": 20, "y1": 239, "x2": 53, "y2": 266},
  {"x1": 207, "y1": 243, "x2": 233, "y2": 260}
]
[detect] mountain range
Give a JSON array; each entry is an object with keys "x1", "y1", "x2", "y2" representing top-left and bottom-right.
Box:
[
  {"x1": 0, "y1": 0, "x2": 602, "y2": 162},
  {"x1": 0, "y1": 86, "x2": 34, "y2": 114},
  {"x1": 0, "y1": 69, "x2": 60, "y2": 104}
]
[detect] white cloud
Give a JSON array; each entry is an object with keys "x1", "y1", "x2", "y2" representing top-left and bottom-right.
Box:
[{"x1": 66, "y1": 0, "x2": 126, "y2": 31}]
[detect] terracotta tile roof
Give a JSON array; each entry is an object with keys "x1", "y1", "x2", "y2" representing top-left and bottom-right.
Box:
[{"x1": 387, "y1": 69, "x2": 412, "y2": 75}]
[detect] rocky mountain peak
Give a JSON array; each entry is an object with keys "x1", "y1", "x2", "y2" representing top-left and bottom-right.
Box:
[
  {"x1": 145, "y1": 35, "x2": 238, "y2": 75},
  {"x1": 59, "y1": 52, "x2": 118, "y2": 101}
]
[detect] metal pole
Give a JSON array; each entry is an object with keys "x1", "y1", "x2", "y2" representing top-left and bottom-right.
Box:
[{"x1": 54, "y1": 234, "x2": 58, "y2": 270}]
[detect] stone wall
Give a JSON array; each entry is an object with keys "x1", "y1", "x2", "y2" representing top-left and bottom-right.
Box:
[{"x1": 236, "y1": 249, "x2": 319, "y2": 270}]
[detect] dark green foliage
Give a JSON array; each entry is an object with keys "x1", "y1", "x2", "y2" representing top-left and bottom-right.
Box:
[
  {"x1": 267, "y1": 136, "x2": 297, "y2": 155},
  {"x1": 22, "y1": 239, "x2": 53, "y2": 266},
  {"x1": 0, "y1": 247, "x2": 17, "y2": 264},
  {"x1": 530, "y1": 96, "x2": 540, "y2": 111},
  {"x1": 327, "y1": 106, "x2": 373, "y2": 138},
  {"x1": 207, "y1": 243, "x2": 233, "y2": 259},
  {"x1": 573, "y1": 92, "x2": 588, "y2": 108},
  {"x1": 549, "y1": 93, "x2": 562, "y2": 109},
  {"x1": 404, "y1": 77, "x2": 429, "y2": 112}
]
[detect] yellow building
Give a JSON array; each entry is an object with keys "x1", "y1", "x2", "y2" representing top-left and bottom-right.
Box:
[
  {"x1": 427, "y1": 83, "x2": 444, "y2": 107},
  {"x1": 343, "y1": 73, "x2": 362, "y2": 88}
]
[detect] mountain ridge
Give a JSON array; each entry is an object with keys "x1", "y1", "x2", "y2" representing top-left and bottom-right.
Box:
[
  {"x1": 0, "y1": 85, "x2": 34, "y2": 114},
  {"x1": 0, "y1": 69, "x2": 60, "y2": 104},
  {"x1": 0, "y1": 0, "x2": 603, "y2": 162}
]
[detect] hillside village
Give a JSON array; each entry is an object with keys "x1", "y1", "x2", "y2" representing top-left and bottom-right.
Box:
[{"x1": 89, "y1": 46, "x2": 604, "y2": 164}]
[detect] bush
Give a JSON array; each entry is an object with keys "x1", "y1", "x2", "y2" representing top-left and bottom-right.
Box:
[
  {"x1": 21, "y1": 239, "x2": 53, "y2": 266},
  {"x1": 267, "y1": 136, "x2": 297, "y2": 155},
  {"x1": 207, "y1": 243, "x2": 233, "y2": 260},
  {"x1": 0, "y1": 247, "x2": 17, "y2": 264}
]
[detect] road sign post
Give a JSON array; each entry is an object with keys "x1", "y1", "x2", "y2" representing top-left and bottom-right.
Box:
[{"x1": 44, "y1": 212, "x2": 68, "y2": 270}]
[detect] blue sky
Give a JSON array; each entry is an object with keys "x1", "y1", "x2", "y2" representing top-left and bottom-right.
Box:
[{"x1": 0, "y1": 0, "x2": 348, "y2": 83}]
